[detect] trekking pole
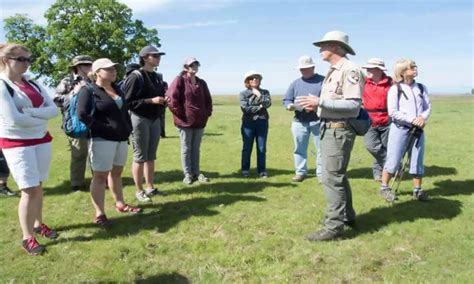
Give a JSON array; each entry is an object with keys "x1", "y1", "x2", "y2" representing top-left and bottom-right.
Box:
[{"x1": 390, "y1": 127, "x2": 422, "y2": 194}]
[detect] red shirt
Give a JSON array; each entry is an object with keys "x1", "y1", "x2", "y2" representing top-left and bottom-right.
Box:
[
  {"x1": 0, "y1": 80, "x2": 53, "y2": 148},
  {"x1": 362, "y1": 76, "x2": 392, "y2": 127}
]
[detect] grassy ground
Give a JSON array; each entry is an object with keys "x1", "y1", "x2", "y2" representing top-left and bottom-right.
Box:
[{"x1": 0, "y1": 95, "x2": 473, "y2": 283}]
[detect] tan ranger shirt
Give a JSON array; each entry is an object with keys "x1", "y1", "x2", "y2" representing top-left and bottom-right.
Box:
[{"x1": 317, "y1": 57, "x2": 363, "y2": 119}]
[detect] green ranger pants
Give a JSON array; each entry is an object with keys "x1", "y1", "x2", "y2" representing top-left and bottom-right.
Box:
[
  {"x1": 68, "y1": 137, "x2": 88, "y2": 187},
  {"x1": 320, "y1": 125, "x2": 356, "y2": 233}
]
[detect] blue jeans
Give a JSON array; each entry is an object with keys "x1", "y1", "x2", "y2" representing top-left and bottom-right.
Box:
[
  {"x1": 241, "y1": 119, "x2": 268, "y2": 174},
  {"x1": 291, "y1": 120, "x2": 322, "y2": 177}
]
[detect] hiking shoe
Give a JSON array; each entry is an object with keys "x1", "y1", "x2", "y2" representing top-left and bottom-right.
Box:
[
  {"x1": 145, "y1": 188, "x2": 167, "y2": 197},
  {"x1": 34, "y1": 223, "x2": 59, "y2": 239},
  {"x1": 413, "y1": 190, "x2": 429, "y2": 201},
  {"x1": 94, "y1": 214, "x2": 111, "y2": 228},
  {"x1": 292, "y1": 175, "x2": 305, "y2": 182},
  {"x1": 22, "y1": 237, "x2": 45, "y2": 256},
  {"x1": 72, "y1": 186, "x2": 81, "y2": 192},
  {"x1": 0, "y1": 185, "x2": 17, "y2": 196},
  {"x1": 196, "y1": 174, "x2": 210, "y2": 183},
  {"x1": 242, "y1": 171, "x2": 250, "y2": 178},
  {"x1": 380, "y1": 188, "x2": 397, "y2": 203},
  {"x1": 183, "y1": 175, "x2": 193, "y2": 185},
  {"x1": 306, "y1": 229, "x2": 342, "y2": 241},
  {"x1": 136, "y1": 190, "x2": 152, "y2": 202},
  {"x1": 259, "y1": 172, "x2": 268, "y2": 179}
]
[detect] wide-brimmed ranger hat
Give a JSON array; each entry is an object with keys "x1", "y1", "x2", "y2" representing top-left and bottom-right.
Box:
[
  {"x1": 69, "y1": 55, "x2": 93, "y2": 67},
  {"x1": 92, "y1": 58, "x2": 119, "y2": 73},
  {"x1": 362, "y1": 58, "x2": 387, "y2": 71},
  {"x1": 296, "y1": 55, "x2": 315, "y2": 69},
  {"x1": 244, "y1": 71, "x2": 262, "y2": 82},
  {"x1": 139, "y1": 45, "x2": 166, "y2": 57},
  {"x1": 312, "y1": 30, "x2": 355, "y2": 56}
]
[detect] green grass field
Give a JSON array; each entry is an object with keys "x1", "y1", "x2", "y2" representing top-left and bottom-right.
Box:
[{"x1": 1, "y1": 95, "x2": 473, "y2": 283}]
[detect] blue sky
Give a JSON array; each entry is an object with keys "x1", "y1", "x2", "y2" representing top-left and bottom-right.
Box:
[{"x1": 0, "y1": 0, "x2": 472, "y2": 94}]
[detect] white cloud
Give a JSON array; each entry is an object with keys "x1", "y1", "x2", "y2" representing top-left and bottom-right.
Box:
[
  {"x1": 118, "y1": 0, "x2": 173, "y2": 13},
  {"x1": 156, "y1": 19, "x2": 237, "y2": 30}
]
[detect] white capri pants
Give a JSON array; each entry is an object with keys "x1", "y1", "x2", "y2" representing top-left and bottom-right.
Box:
[
  {"x1": 89, "y1": 138, "x2": 128, "y2": 172},
  {"x1": 2, "y1": 142, "x2": 52, "y2": 189}
]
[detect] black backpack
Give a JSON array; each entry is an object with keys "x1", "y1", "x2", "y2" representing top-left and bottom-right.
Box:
[{"x1": 0, "y1": 79, "x2": 41, "y2": 97}]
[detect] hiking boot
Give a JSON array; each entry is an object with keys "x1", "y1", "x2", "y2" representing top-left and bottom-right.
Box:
[
  {"x1": 94, "y1": 214, "x2": 111, "y2": 228},
  {"x1": 0, "y1": 185, "x2": 17, "y2": 196},
  {"x1": 306, "y1": 228, "x2": 342, "y2": 241},
  {"x1": 196, "y1": 174, "x2": 210, "y2": 183},
  {"x1": 259, "y1": 172, "x2": 268, "y2": 179},
  {"x1": 22, "y1": 237, "x2": 45, "y2": 256},
  {"x1": 292, "y1": 175, "x2": 305, "y2": 182},
  {"x1": 413, "y1": 190, "x2": 429, "y2": 201},
  {"x1": 145, "y1": 188, "x2": 167, "y2": 197},
  {"x1": 34, "y1": 223, "x2": 59, "y2": 239},
  {"x1": 136, "y1": 190, "x2": 151, "y2": 202},
  {"x1": 242, "y1": 171, "x2": 250, "y2": 178},
  {"x1": 380, "y1": 188, "x2": 397, "y2": 203},
  {"x1": 72, "y1": 186, "x2": 81, "y2": 192},
  {"x1": 183, "y1": 175, "x2": 193, "y2": 185}
]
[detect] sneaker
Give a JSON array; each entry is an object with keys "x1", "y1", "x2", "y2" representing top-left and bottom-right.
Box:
[
  {"x1": 183, "y1": 175, "x2": 193, "y2": 185},
  {"x1": 413, "y1": 190, "x2": 429, "y2": 201},
  {"x1": 0, "y1": 185, "x2": 17, "y2": 196},
  {"x1": 306, "y1": 228, "x2": 342, "y2": 241},
  {"x1": 94, "y1": 214, "x2": 111, "y2": 228},
  {"x1": 196, "y1": 174, "x2": 210, "y2": 183},
  {"x1": 292, "y1": 175, "x2": 305, "y2": 182},
  {"x1": 34, "y1": 223, "x2": 59, "y2": 239},
  {"x1": 380, "y1": 188, "x2": 397, "y2": 203},
  {"x1": 242, "y1": 171, "x2": 250, "y2": 178},
  {"x1": 145, "y1": 188, "x2": 167, "y2": 197},
  {"x1": 259, "y1": 172, "x2": 268, "y2": 179},
  {"x1": 22, "y1": 237, "x2": 45, "y2": 256},
  {"x1": 136, "y1": 190, "x2": 152, "y2": 202}
]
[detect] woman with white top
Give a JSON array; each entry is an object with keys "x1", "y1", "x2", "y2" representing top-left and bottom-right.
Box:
[{"x1": 0, "y1": 43, "x2": 59, "y2": 255}]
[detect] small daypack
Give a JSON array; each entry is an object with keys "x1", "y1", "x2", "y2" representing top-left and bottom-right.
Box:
[
  {"x1": 348, "y1": 108, "x2": 371, "y2": 136},
  {"x1": 396, "y1": 83, "x2": 425, "y2": 100},
  {"x1": 117, "y1": 63, "x2": 144, "y2": 94},
  {"x1": 62, "y1": 83, "x2": 95, "y2": 138}
]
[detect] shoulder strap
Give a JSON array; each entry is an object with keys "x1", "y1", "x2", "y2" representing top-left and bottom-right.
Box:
[
  {"x1": 417, "y1": 83, "x2": 424, "y2": 95},
  {"x1": 396, "y1": 83, "x2": 408, "y2": 100},
  {"x1": 27, "y1": 80, "x2": 41, "y2": 93},
  {"x1": 0, "y1": 79, "x2": 14, "y2": 97}
]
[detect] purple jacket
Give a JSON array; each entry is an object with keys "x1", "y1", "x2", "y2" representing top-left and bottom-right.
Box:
[
  {"x1": 166, "y1": 75, "x2": 212, "y2": 128},
  {"x1": 387, "y1": 81, "x2": 431, "y2": 127}
]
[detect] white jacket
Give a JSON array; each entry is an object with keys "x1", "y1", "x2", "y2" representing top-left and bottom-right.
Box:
[{"x1": 0, "y1": 74, "x2": 58, "y2": 139}]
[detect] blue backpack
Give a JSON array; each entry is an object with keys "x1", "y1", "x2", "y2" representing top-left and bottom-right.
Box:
[{"x1": 62, "y1": 84, "x2": 95, "y2": 138}]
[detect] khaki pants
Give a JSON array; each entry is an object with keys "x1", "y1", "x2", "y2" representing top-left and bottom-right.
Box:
[
  {"x1": 320, "y1": 125, "x2": 356, "y2": 233},
  {"x1": 68, "y1": 137, "x2": 88, "y2": 187}
]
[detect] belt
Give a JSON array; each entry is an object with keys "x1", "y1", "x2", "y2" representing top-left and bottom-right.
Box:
[{"x1": 325, "y1": 122, "x2": 347, "y2": 129}]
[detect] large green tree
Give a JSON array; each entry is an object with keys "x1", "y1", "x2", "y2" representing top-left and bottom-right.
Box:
[{"x1": 4, "y1": 0, "x2": 160, "y2": 86}]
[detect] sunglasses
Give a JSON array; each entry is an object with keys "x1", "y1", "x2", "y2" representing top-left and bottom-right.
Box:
[
  {"x1": 248, "y1": 76, "x2": 260, "y2": 81},
  {"x1": 7, "y1": 56, "x2": 33, "y2": 63},
  {"x1": 149, "y1": 54, "x2": 161, "y2": 58}
]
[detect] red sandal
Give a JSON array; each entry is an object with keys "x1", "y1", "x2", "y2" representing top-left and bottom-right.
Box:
[{"x1": 115, "y1": 204, "x2": 143, "y2": 214}]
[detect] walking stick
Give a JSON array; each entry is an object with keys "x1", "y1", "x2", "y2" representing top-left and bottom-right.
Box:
[{"x1": 390, "y1": 127, "x2": 422, "y2": 194}]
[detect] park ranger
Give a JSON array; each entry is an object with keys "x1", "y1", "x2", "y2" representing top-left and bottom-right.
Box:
[{"x1": 296, "y1": 31, "x2": 363, "y2": 241}]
